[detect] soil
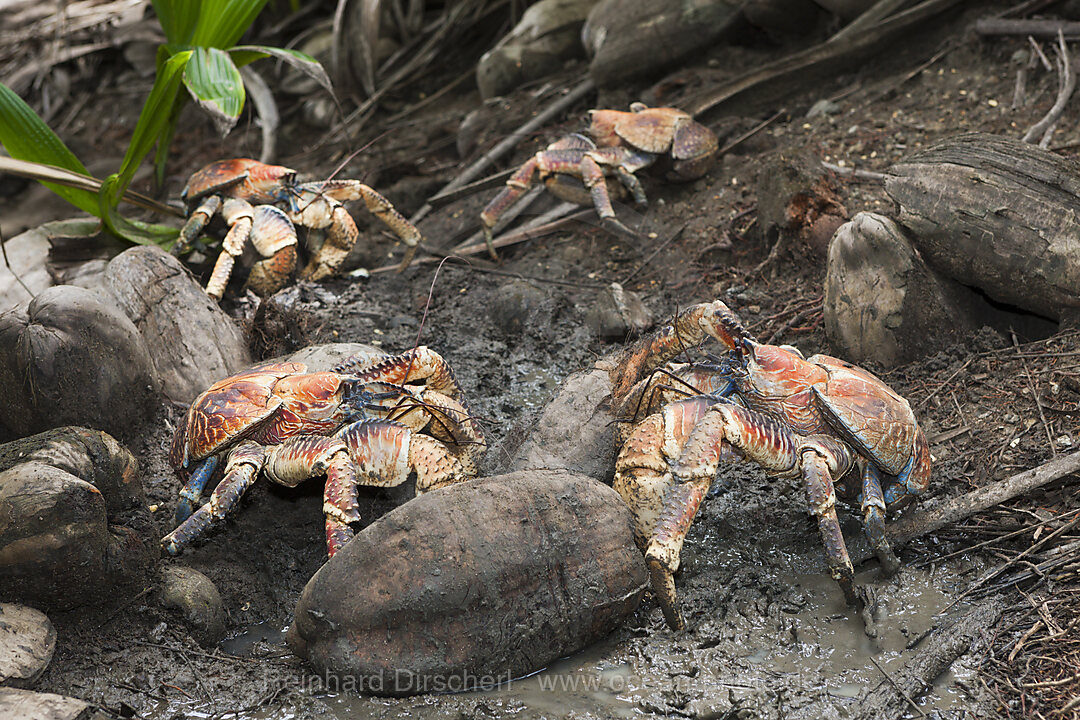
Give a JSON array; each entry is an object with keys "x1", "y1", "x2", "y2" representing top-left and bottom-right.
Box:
[{"x1": 5, "y1": 2, "x2": 1080, "y2": 718}]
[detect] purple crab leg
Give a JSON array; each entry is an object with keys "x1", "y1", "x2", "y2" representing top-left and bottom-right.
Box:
[
  {"x1": 174, "y1": 454, "x2": 219, "y2": 524},
  {"x1": 860, "y1": 463, "x2": 900, "y2": 577},
  {"x1": 164, "y1": 444, "x2": 265, "y2": 555}
]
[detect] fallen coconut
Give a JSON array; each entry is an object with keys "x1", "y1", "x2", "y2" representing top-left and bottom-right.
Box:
[{"x1": 287, "y1": 469, "x2": 646, "y2": 695}]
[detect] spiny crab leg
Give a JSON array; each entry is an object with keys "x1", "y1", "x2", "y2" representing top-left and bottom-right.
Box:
[
  {"x1": 332, "y1": 346, "x2": 466, "y2": 399},
  {"x1": 613, "y1": 300, "x2": 752, "y2": 401},
  {"x1": 640, "y1": 402, "x2": 857, "y2": 630}
]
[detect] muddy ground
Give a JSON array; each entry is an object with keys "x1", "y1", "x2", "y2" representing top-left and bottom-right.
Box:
[{"x1": 6, "y1": 2, "x2": 1080, "y2": 718}]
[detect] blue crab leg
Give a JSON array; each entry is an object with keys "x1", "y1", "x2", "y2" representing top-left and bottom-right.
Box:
[
  {"x1": 163, "y1": 443, "x2": 266, "y2": 555},
  {"x1": 174, "y1": 454, "x2": 219, "y2": 524},
  {"x1": 860, "y1": 463, "x2": 900, "y2": 577},
  {"x1": 883, "y1": 430, "x2": 932, "y2": 510}
]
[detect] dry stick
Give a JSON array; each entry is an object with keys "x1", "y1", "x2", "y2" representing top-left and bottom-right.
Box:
[
  {"x1": 452, "y1": 186, "x2": 545, "y2": 252},
  {"x1": 821, "y1": 161, "x2": 889, "y2": 183},
  {"x1": 409, "y1": 78, "x2": 596, "y2": 226},
  {"x1": 368, "y1": 207, "x2": 593, "y2": 274},
  {"x1": 687, "y1": 0, "x2": 963, "y2": 116},
  {"x1": 858, "y1": 599, "x2": 1004, "y2": 720},
  {"x1": 428, "y1": 168, "x2": 516, "y2": 208},
  {"x1": 878, "y1": 450, "x2": 1080, "y2": 554},
  {"x1": 1012, "y1": 330, "x2": 1057, "y2": 455},
  {"x1": 829, "y1": 0, "x2": 916, "y2": 45},
  {"x1": 974, "y1": 19, "x2": 1080, "y2": 39},
  {"x1": 1022, "y1": 31, "x2": 1076, "y2": 146},
  {"x1": 867, "y1": 655, "x2": 926, "y2": 719}
]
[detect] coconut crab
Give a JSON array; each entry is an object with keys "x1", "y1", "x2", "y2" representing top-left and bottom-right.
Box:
[
  {"x1": 479, "y1": 103, "x2": 717, "y2": 259},
  {"x1": 173, "y1": 159, "x2": 423, "y2": 299},
  {"x1": 611, "y1": 301, "x2": 931, "y2": 630},
  {"x1": 162, "y1": 347, "x2": 484, "y2": 556}
]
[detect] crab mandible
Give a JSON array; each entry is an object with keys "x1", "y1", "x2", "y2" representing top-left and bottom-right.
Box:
[
  {"x1": 173, "y1": 159, "x2": 423, "y2": 299},
  {"x1": 611, "y1": 301, "x2": 931, "y2": 630},
  {"x1": 479, "y1": 103, "x2": 717, "y2": 259},
  {"x1": 162, "y1": 346, "x2": 484, "y2": 556}
]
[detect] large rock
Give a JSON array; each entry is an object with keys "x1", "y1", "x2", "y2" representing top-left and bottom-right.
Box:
[
  {"x1": 0, "y1": 604, "x2": 55, "y2": 688},
  {"x1": 287, "y1": 470, "x2": 646, "y2": 695},
  {"x1": 824, "y1": 212, "x2": 987, "y2": 367},
  {"x1": 104, "y1": 246, "x2": 250, "y2": 405},
  {"x1": 477, "y1": 0, "x2": 599, "y2": 99},
  {"x1": 0, "y1": 285, "x2": 158, "y2": 440},
  {"x1": 0, "y1": 427, "x2": 153, "y2": 610},
  {"x1": 582, "y1": 0, "x2": 742, "y2": 87},
  {"x1": 505, "y1": 360, "x2": 619, "y2": 480},
  {"x1": 0, "y1": 687, "x2": 97, "y2": 720},
  {"x1": 885, "y1": 132, "x2": 1080, "y2": 320}
]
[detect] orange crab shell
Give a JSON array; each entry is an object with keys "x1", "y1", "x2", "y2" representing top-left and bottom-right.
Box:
[
  {"x1": 170, "y1": 362, "x2": 350, "y2": 472},
  {"x1": 181, "y1": 158, "x2": 297, "y2": 206},
  {"x1": 586, "y1": 105, "x2": 718, "y2": 179}
]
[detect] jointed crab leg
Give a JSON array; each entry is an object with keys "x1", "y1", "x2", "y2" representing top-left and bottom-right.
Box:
[
  {"x1": 296, "y1": 180, "x2": 422, "y2": 275},
  {"x1": 163, "y1": 442, "x2": 266, "y2": 555},
  {"x1": 164, "y1": 419, "x2": 471, "y2": 558},
  {"x1": 174, "y1": 455, "x2": 219, "y2": 523},
  {"x1": 640, "y1": 402, "x2": 858, "y2": 629}
]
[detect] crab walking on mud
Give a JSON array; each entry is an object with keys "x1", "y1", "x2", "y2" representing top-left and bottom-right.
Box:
[
  {"x1": 480, "y1": 103, "x2": 718, "y2": 259},
  {"x1": 162, "y1": 347, "x2": 485, "y2": 556},
  {"x1": 611, "y1": 301, "x2": 931, "y2": 630},
  {"x1": 173, "y1": 158, "x2": 423, "y2": 299}
]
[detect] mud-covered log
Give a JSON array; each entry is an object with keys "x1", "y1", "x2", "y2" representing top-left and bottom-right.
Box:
[
  {"x1": 104, "y1": 247, "x2": 250, "y2": 405},
  {"x1": 287, "y1": 470, "x2": 647, "y2": 695},
  {"x1": 859, "y1": 599, "x2": 1003, "y2": 719},
  {"x1": 885, "y1": 132, "x2": 1080, "y2": 320}
]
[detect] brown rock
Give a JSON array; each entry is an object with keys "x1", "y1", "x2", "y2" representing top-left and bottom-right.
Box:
[
  {"x1": 0, "y1": 604, "x2": 55, "y2": 688},
  {"x1": 824, "y1": 212, "x2": 986, "y2": 367},
  {"x1": 287, "y1": 470, "x2": 646, "y2": 695}
]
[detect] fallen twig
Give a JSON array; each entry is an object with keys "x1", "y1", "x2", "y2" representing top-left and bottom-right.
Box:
[
  {"x1": 1022, "y1": 31, "x2": 1076, "y2": 147},
  {"x1": 974, "y1": 18, "x2": 1080, "y2": 39},
  {"x1": 859, "y1": 599, "x2": 1004, "y2": 719},
  {"x1": 883, "y1": 450, "x2": 1080, "y2": 550},
  {"x1": 369, "y1": 205, "x2": 592, "y2": 274},
  {"x1": 687, "y1": 0, "x2": 964, "y2": 116}
]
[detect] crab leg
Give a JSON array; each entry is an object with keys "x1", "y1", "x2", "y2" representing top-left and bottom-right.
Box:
[
  {"x1": 174, "y1": 455, "x2": 219, "y2": 523},
  {"x1": 301, "y1": 180, "x2": 423, "y2": 273},
  {"x1": 162, "y1": 442, "x2": 266, "y2": 555},
  {"x1": 614, "y1": 396, "x2": 717, "y2": 551},
  {"x1": 244, "y1": 205, "x2": 299, "y2": 297},
  {"x1": 332, "y1": 346, "x2": 465, "y2": 399},
  {"x1": 175, "y1": 195, "x2": 222, "y2": 255},
  {"x1": 644, "y1": 402, "x2": 857, "y2": 629},
  {"x1": 205, "y1": 198, "x2": 255, "y2": 300},
  {"x1": 261, "y1": 434, "x2": 360, "y2": 556}
]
